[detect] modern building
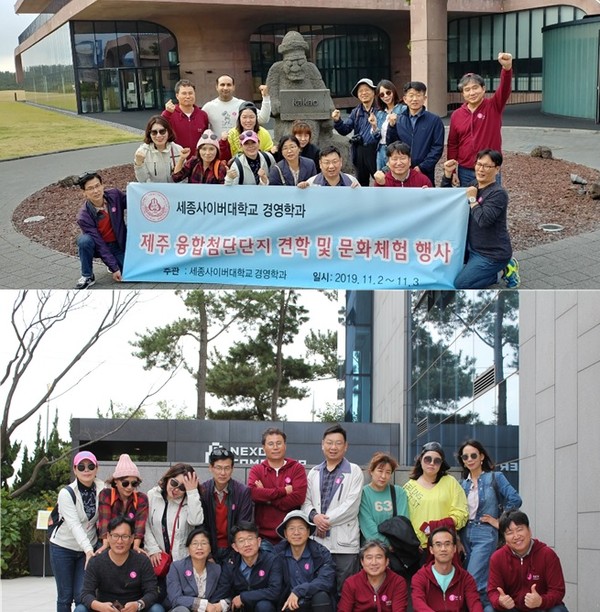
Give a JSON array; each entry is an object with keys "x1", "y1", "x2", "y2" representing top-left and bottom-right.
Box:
[
  {"x1": 343, "y1": 289, "x2": 599, "y2": 611},
  {"x1": 13, "y1": 0, "x2": 600, "y2": 118}
]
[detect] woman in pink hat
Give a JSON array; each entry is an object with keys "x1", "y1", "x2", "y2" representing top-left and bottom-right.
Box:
[
  {"x1": 96, "y1": 453, "x2": 149, "y2": 555},
  {"x1": 49, "y1": 450, "x2": 104, "y2": 612},
  {"x1": 172, "y1": 129, "x2": 227, "y2": 184}
]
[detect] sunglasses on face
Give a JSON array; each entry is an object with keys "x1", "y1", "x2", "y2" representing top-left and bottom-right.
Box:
[
  {"x1": 170, "y1": 478, "x2": 186, "y2": 492},
  {"x1": 422, "y1": 455, "x2": 442, "y2": 466},
  {"x1": 379, "y1": 90, "x2": 392, "y2": 98},
  {"x1": 119, "y1": 479, "x2": 140, "y2": 488},
  {"x1": 461, "y1": 453, "x2": 479, "y2": 461},
  {"x1": 150, "y1": 128, "x2": 167, "y2": 136},
  {"x1": 76, "y1": 462, "x2": 96, "y2": 472}
]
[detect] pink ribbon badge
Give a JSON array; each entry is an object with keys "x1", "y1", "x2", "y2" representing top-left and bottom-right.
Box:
[
  {"x1": 129, "y1": 571, "x2": 137, "y2": 579},
  {"x1": 185, "y1": 569, "x2": 192, "y2": 576},
  {"x1": 111, "y1": 207, "x2": 117, "y2": 212},
  {"x1": 335, "y1": 478, "x2": 341, "y2": 484},
  {"x1": 128, "y1": 512, "x2": 134, "y2": 518},
  {"x1": 304, "y1": 563, "x2": 310, "y2": 570},
  {"x1": 258, "y1": 569, "x2": 265, "y2": 577},
  {"x1": 232, "y1": 504, "x2": 236, "y2": 510},
  {"x1": 285, "y1": 477, "x2": 291, "y2": 484},
  {"x1": 381, "y1": 595, "x2": 388, "y2": 602}
]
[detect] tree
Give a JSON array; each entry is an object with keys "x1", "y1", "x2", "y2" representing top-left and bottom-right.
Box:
[
  {"x1": 305, "y1": 329, "x2": 338, "y2": 379},
  {"x1": 131, "y1": 290, "x2": 268, "y2": 419},
  {"x1": 315, "y1": 402, "x2": 345, "y2": 422},
  {"x1": 207, "y1": 290, "x2": 313, "y2": 420},
  {"x1": 424, "y1": 291, "x2": 519, "y2": 425},
  {"x1": 1, "y1": 290, "x2": 138, "y2": 491},
  {"x1": 96, "y1": 400, "x2": 147, "y2": 419}
]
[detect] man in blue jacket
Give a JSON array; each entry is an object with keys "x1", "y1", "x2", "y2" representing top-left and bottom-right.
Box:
[
  {"x1": 387, "y1": 81, "x2": 444, "y2": 186},
  {"x1": 213, "y1": 521, "x2": 284, "y2": 612},
  {"x1": 274, "y1": 510, "x2": 336, "y2": 612},
  {"x1": 75, "y1": 171, "x2": 126, "y2": 289},
  {"x1": 201, "y1": 447, "x2": 254, "y2": 564}
]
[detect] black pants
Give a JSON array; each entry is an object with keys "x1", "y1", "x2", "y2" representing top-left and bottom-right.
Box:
[{"x1": 353, "y1": 143, "x2": 378, "y2": 186}]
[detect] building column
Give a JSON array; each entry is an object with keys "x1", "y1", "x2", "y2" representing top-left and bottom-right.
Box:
[{"x1": 410, "y1": 0, "x2": 447, "y2": 117}]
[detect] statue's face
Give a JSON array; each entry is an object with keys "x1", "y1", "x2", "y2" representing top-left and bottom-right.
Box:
[{"x1": 283, "y1": 50, "x2": 307, "y2": 81}]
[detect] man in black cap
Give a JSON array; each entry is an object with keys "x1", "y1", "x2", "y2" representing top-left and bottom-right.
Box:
[
  {"x1": 331, "y1": 77, "x2": 378, "y2": 186},
  {"x1": 200, "y1": 446, "x2": 254, "y2": 564},
  {"x1": 274, "y1": 510, "x2": 336, "y2": 612}
]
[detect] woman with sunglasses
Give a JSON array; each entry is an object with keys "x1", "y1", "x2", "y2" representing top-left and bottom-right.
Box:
[
  {"x1": 49, "y1": 451, "x2": 104, "y2": 612},
  {"x1": 228, "y1": 101, "x2": 275, "y2": 158},
  {"x1": 369, "y1": 80, "x2": 404, "y2": 171},
  {"x1": 403, "y1": 442, "x2": 468, "y2": 553},
  {"x1": 144, "y1": 463, "x2": 204, "y2": 572},
  {"x1": 457, "y1": 439, "x2": 522, "y2": 609},
  {"x1": 172, "y1": 129, "x2": 227, "y2": 184},
  {"x1": 134, "y1": 115, "x2": 183, "y2": 183},
  {"x1": 166, "y1": 527, "x2": 223, "y2": 612},
  {"x1": 96, "y1": 454, "x2": 149, "y2": 555}
]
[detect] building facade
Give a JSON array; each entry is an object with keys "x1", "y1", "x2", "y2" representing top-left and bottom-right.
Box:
[{"x1": 13, "y1": 0, "x2": 599, "y2": 117}]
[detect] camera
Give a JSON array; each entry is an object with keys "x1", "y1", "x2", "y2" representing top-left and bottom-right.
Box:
[{"x1": 349, "y1": 134, "x2": 364, "y2": 146}]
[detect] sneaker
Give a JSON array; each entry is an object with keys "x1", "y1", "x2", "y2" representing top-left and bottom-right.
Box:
[
  {"x1": 75, "y1": 274, "x2": 96, "y2": 289},
  {"x1": 503, "y1": 258, "x2": 520, "y2": 288}
]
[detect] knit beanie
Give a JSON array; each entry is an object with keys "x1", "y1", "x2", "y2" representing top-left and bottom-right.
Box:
[{"x1": 112, "y1": 454, "x2": 141, "y2": 480}]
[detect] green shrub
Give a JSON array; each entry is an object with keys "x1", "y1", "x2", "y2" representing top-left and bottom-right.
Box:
[{"x1": 1, "y1": 490, "x2": 56, "y2": 577}]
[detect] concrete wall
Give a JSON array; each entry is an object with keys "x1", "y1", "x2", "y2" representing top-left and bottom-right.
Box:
[{"x1": 519, "y1": 290, "x2": 600, "y2": 612}]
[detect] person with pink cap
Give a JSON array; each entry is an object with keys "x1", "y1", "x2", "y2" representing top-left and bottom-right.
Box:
[
  {"x1": 49, "y1": 450, "x2": 104, "y2": 612},
  {"x1": 97, "y1": 453, "x2": 149, "y2": 555},
  {"x1": 172, "y1": 129, "x2": 227, "y2": 184}
]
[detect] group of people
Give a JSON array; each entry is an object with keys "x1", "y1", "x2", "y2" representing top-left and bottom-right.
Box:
[
  {"x1": 50, "y1": 427, "x2": 568, "y2": 612},
  {"x1": 74, "y1": 57, "x2": 521, "y2": 291}
]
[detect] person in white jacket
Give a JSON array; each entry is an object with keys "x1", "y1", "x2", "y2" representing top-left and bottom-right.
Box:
[
  {"x1": 143, "y1": 463, "x2": 204, "y2": 569},
  {"x1": 134, "y1": 115, "x2": 183, "y2": 183},
  {"x1": 49, "y1": 451, "x2": 104, "y2": 612},
  {"x1": 302, "y1": 424, "x2": 364, "y2": 597}
]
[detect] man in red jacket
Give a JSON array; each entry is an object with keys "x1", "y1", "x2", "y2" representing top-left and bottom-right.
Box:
[
  {"x1": 487, "y1": 511, "x2": 568, "y2": 612},
  {"x1": 162, "y1": 79, "x2": 209, "y2": 151},
  {"x1": 447, "y1": 52, "x2": 513, "y2": 188},
  {"x1": 411, "y1": 527, "x2": 483, "y2": 611},
  {"x1": 248, "y1": 427, "x2": 308, "y2": 547}
]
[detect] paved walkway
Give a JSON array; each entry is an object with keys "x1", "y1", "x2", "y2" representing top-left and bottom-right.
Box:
[
  {"x1": 1, "y1": 575, "x2": 54, "y2": 612},
  {"x1": 1, "y1": 105, "x2": 599, "y2": 289}
]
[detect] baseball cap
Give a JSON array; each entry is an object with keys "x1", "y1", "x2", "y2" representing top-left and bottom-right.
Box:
[
  {"x1": 240, "y1": 130, "x2": 259, "y2": 144},
  {"x1": 73, "y1": 450, "x2": 98, "y2": 467}
]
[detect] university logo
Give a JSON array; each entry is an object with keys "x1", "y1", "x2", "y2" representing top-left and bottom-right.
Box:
[{"x1": 140, "y1": 191, "x2": 170, "y2": 222}]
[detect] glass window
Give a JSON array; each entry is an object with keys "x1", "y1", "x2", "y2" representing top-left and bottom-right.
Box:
[
  {"x1": 517, "y1": 11, "x2": 530, "y2": 59},
  {"x1": 469, "y1": 18, "x2": 480, "y2": 61},
  {"x1": 448, "y1": 20, "x2": 458, "y2": 63},
  {"x1": 504, "y1": 13, "x2": 517, "y2": 56},
  {"x1": 530, "y1": 9, "x2": 544, "y2": 57},
  {"x1": 480, "y1": 16, "x2": 492, "y2": 61},
  {"x1": 138, "y1": 22, "x2": 161, "y2": 67}
]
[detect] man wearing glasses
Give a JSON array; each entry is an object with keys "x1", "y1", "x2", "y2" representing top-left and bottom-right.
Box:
[
  {"x1": 75, "y1": 171, "x2": 126, "y2": 289},
  {"x1": 302, "y1": 424, "x2": 364, "y2": 597},
  {"x1": 77, "y1": 516, "x2": 162, "y2": 612},
  {"x1": 248, "y1": 428, "x2": 308, "y2": 547},
  {"x1": 411, "y1": 527, "x2": 483, "y2": 611},
  {"x1": 200, "y1": 447, "x2": 253, "y2": 563},
  {"x1": 212, "y1": 521, "x2": 284, "y2": 612}
]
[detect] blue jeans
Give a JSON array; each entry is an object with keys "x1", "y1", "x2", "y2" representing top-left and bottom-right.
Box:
[
  {"x1": 463, "y1": 522, "x2": 498, "y2": 607},
  {"x1": 49, "y1": 542, "x2": 86, "y2": 612},
  {"x1": 455, "y1": 249, "x2": 508, "y2": 289},
  {"x1": 376, "y1": 144, "x2": 388, "y2": 171},
  {"x1": 75, "y1": 605, "x2": 165, "y2": 612},
  {"x1": 458, "y1": 165, "x2": 502, "y2": 187},
  {"x1": 77, "y1": 234, "x2": 124, "y2": 277}
]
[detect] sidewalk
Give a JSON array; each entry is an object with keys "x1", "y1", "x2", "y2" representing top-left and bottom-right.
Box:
[
  {"x1": 1, "y1": 106, "x2": 599, "y2": 289},
  {"x1": 1, "y1": 575, "x2": 55, "y2": 612}
]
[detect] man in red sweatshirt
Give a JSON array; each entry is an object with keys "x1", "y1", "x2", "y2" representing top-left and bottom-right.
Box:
[
  {"x1": 162, "y1": 79, "x2": 209, "y2": 151},
  {"x1": 248, "y1": 427, "x2": 308, "y2": 547},
  {"x1": 487, "y1": 511, "x2": 567, "y2": 612},
  {"x1": 411, "y1": 527, "x2": 483, "y2": 611},
  {"x1": 447, "y1": 52, "x2": 513, "y2": 188}
]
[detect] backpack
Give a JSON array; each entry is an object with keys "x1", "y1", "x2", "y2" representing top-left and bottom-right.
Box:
[
  {"x1": 47, "y1": 486, "x2": 76, "y2": 538},
  {"x1": 233, "y1": 151, "x2": 273, "y2": 184}
]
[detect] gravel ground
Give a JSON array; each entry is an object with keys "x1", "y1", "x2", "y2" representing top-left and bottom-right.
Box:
[{"x1": 12, "y1": 153, "x2": 600, "y2": 257}]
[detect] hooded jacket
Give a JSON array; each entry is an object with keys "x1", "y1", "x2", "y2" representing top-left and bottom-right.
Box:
[
  {"x1": 338, "y1": 568, "x2": 409, "y2": 612},
  {"x1": 487, "y1": 539, "x2": 566, "y2": 611},
  {"x1": 411, "y1": 560, "x2": 483, "y2": 611},
  {"x1": 248, "y1": 458, "x2": 308, "y2": 543}
]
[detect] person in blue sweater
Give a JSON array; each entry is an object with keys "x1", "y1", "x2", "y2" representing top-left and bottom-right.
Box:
[
  {"x1": 386, "y1": 81, "x2": 444, "y2": 186},
  {"x1": 274, "y1": 510, "x2": 336, "y2": 612}
]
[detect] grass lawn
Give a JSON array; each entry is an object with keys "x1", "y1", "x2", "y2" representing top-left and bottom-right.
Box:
[{"x1": 0, "y1": 94, "x2": 138, "y2": 160}]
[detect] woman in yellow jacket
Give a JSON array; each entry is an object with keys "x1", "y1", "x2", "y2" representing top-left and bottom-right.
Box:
[
  {"x1": 228, "y1": 101, "x2": 275, "y2": 157},
  {"x1": 403, "y1": 441, "x2": 468, "y2": 554}
]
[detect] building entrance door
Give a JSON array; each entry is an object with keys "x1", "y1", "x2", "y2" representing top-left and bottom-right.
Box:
[
  {"x1": 141, "y1": 68, "x2": 159, "y2": 110},
  {"x1": 121, "y1": 69, "x2": 140, "y2": 110}
]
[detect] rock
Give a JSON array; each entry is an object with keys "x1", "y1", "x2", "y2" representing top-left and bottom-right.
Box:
[
  {"x1": 530, "y1": 146, "x2": 553, "y2": 159},
  {"x1": 589, "y1": 183, "x2": 600, "y2": 200},
  {"x1": 57, "y1": 175, "x2": 80, "y2": 188}
]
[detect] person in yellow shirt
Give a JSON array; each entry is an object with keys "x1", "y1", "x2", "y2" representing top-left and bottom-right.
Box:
[
  {"x1": 403, "y1": 442, "x2": 468, "y2": 554},
  {"x1": 228, "y1": 101, "x2": 275, "y2": 157}
]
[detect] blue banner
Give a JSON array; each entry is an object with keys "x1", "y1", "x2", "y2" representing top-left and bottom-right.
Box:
[{"x1": 123, "y1": 183, "x2": 468, "y2": 289}]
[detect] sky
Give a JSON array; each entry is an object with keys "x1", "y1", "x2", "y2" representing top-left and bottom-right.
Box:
[
  {"x1": 0, "y1": 6, "x2": 30, "y2": 72},
  {"x1": 1, "y1": 290, "x2": 342, "y2": 456}
]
